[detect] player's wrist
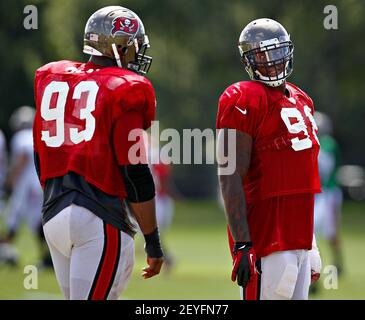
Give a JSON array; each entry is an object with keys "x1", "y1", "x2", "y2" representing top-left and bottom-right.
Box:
[
  {"x1": 233, "y1": 241, "x2": 252, "y2": 253},
  {"x1": 233, "y1": 242, "x2": 253, "y2": 256},
  {"x1": 144, "y1": 227, "x2": 163, "y2": 258}
]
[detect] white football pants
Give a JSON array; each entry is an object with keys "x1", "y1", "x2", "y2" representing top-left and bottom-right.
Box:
[
  {"x1": 240, "y1": 249, "x2": 311, "y2": 300},
  {"x1": 43, "y1": 204, "x2": 134, "y2": 300}
]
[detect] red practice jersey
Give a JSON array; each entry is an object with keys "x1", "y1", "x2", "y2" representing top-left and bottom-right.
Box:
[
  {"x1": 33, "y1": 60, "x2": 156, "y2": 199},
  {"x1": 217, "y1": 81, "x2": 321, "y2": 257}
]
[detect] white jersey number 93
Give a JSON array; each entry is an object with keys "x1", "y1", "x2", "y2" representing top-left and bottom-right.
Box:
[{"x1": 40, "y1": 80, "x2": 99, "y2": 147}]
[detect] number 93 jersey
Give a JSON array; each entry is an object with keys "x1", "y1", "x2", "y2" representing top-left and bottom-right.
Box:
[
  {"x1": 217, "y1": 81, "x2": 321, "y2": 203},
  {"x1": 33, "y1": 60, "x2": 156, "y2": 199}
]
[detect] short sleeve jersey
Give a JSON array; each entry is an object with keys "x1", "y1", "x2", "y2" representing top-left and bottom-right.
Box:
[{"x1": 217, "y1": 81, "x2": 321, "y2": 203}]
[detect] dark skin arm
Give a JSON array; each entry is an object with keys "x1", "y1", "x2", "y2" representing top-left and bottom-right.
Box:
[
  {"x1": 129, "y1": 200, "x2": 157, "y2": 235},
  {"x1": 218, "y1": 129, "x2": 253, "y2": 242},
  {"x1": 128, "y1": 198, "x2": 164, "y2": 279}
]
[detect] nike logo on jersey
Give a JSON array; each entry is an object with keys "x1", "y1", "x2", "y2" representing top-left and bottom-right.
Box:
[{"x1": 235, "y1": 106, "x2": 247, "y2": 115}]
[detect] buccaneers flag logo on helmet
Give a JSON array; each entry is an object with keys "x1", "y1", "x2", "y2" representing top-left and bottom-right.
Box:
[{"x1": 111, "y1": 17, "x2": 139, "y2": 36}]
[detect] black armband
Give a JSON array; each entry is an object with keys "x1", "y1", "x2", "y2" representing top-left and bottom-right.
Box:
[
  {"x1": 120, "y1": 164, "x2": 155, "y2": 202},
  {"x1": 144, "y1": 228, "x2": 163, "y2": 258}
]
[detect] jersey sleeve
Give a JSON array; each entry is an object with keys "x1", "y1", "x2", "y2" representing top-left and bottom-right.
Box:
[
  {"x1": 33, "y1": 66, "x2": 49, "y2": 153},
  {"x1": 288, "y1": 83, "x2": 315, "y2": 112},
  {"x1": 112, "y1": 110, "x2": 147, "y2": 166},
  {"x1": 112, "y1": 79, "x2": 155, "y2": 166},
  {"x1": 119, "y1": 80, "x2": 156, "y2": 130},
  {"x1": 301, "y1": 91, "x2": 314, "y2": 113},
  {"x1": 216, "y1": 83, "x2": 263, "y2": 137}
]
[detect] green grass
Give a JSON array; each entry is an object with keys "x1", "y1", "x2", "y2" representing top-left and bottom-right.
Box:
[{"x1": 0, "y1": 200, "x2": 364, "y2": 300}]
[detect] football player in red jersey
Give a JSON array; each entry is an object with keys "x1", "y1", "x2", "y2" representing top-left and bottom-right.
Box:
[
  {"x1": 217, "y1": 18, "x2": 322, "y2": 300},
  {"x1": 33, "y1": 6, "x2": 163, "y2": 300}
]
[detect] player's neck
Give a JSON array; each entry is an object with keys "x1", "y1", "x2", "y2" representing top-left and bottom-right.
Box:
[
  {"x1": 89, "y1": 56, "x2": 118, "y2": 67},
  {"x1": 270, "y1": 82, "x2": 288, "y2": 96}
]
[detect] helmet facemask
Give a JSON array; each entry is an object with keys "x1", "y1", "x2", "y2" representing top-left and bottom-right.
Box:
[
  {"x1": 125, "y1": 35, "x2": 152, "y2": 75},
  {"x1": 238, "y1": 17, "x2": 295, "y2": 87},
  {"x1": 240, "y1": 38, "x2": 293, "y2": 87}
]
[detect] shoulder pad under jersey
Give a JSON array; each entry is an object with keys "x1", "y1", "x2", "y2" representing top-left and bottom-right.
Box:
[
  {"x1": 219, "y1": 81, "x2": 268, "y2": 111},
  {"x1": 286, "y1": 82, "x2": 314, "y2": 108}
]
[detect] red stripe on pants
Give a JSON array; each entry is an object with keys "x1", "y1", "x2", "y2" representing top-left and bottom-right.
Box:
[{"x1": 90, "y1": 224, "x2": 120, "y2": 300}]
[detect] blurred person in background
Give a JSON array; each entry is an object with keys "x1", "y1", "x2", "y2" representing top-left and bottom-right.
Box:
[
  {"x1": 313, "y1": 111, "x2": 344, "y2": 276},
  {"x1": 0, "y1": 106, "x2": 51, "y2": 268},
  {"x1": 217, "y1": 18, "x2": 322, "y2": 300},
  {"x1": 0, "y1": 129, "x2": 7, "y2": 210}
]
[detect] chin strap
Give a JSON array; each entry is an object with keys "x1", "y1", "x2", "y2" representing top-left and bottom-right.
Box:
[
  {"x1": 254, "y1": 69, "x2": 286, "y2": 87},
  {"x1": 263, "y1": 79, "x2": 286, "y2": 87},
  {"x1": 111, "y1": 43, "x2": 122, "y2": 68}
]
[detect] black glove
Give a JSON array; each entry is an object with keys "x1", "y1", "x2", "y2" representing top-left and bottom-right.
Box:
[{"x1": 231, "y1": 242, "x2": 257, "y2": 288}]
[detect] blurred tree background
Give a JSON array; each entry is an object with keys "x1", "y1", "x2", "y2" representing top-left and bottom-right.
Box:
[{"x1": 0, "y1": 0, "x2": 364, "y2": 197}]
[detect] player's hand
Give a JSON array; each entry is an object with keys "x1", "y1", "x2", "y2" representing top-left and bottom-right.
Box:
[
  {"x1": 308, "y1": 245, "x2": 322, "y2": 283},
  {"x1": 231, "y1": 242, "x2": 257, "y2": 288},
  {"x1": 142, "y1": 227, "x2": 164, "y2": 279},
  {"x1": 142, "y1": 257, "x2": 164, "y2": 279}
]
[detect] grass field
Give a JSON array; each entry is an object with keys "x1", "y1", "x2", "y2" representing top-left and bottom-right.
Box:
[{"x1": 0, "y1": 200, "x2": 364, "y2": 300}]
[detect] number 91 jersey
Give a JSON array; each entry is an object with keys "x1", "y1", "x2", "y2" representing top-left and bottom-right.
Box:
[
  {"x1": 217, "y1": 81, "x2": 321, "y2": 203},
  {"x1": 33, "y1": 60, "x2": 156, "y2": 198}
]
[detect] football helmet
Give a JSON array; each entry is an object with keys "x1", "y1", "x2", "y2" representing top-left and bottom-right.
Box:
[
  {"x1": 9, "y1": 106, "x2": 35, "y2": 132},
  {"x1": 83, "y1": 6, "x2": 152, "y2": 75},
  {"x1": 238, "y1": 18, "x2": 294, "y2": 87}
]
